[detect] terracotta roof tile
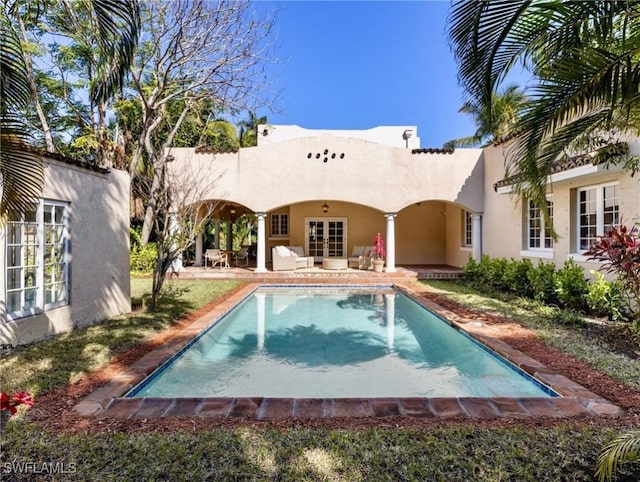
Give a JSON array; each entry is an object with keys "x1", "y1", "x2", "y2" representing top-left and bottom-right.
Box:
[
  {"x1": 411, "y1": 147, "x2": 455, "y2": 155},
  {"x1": 493, "y1": 142, "x2": 629, "y2": 191}
]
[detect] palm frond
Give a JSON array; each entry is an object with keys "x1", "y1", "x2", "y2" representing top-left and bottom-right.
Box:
[
  {"x1": 0, "y1": 122, "x2": 44, "y2": 220},
  {"x1": 450, "y1": 0, "x2": 640, "y2": 211},
  {"x1": 596, "y1": 429, "x2": 640, "y2": 482},
  {"x1": 0, "y1": 8, "x2": 30, "y2": 109},
  {"x1": 90, "y1": 0, "x2": 140, "y2": 104},
  {"x1": 0, "y1": 6, "x2": 43, "y2": 221}
]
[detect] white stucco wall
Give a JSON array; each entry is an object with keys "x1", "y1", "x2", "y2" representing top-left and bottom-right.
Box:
[
  {"x1": 0, "y1": 158, "x2": 131, "y2": 346},
  {"x1": 257, "y1": 125, "x2": 421, "y2": 149}
]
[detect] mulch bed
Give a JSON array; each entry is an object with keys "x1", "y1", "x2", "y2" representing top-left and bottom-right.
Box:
[{"x1": 21, "y1": 285, "x2": 640, "y2": 435}]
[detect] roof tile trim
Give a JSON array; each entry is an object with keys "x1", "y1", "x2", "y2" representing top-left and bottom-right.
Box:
[
  {"x1": 37, "y1": 150, "x2": 110, "y2": 174},
  {"x1": 411, "y1": 147, "x2": 455, "y2": 154},
  {"x1": 493, "y1": 142, "x2": 629, "y2": 191}
]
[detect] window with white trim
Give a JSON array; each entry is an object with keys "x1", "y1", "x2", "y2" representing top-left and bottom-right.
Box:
[
  {"x1": 528, "y1": 198, "x2": 554, "y2": 250},
  {"x1": 577, "y1": 183, "x2": 619, "y2": 251},
  {"x1": 270, "y1": 213, "x2": 288, "y2": 237},
  {"x1": 462, "y1": 211, "x2": 472, "y2": 247},
  {"x1": 5, "y1": 200, "x2": 69, "y2": 319}
]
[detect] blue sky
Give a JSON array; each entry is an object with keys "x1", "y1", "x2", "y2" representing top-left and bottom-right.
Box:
[{"x1": 257, "y1": 0, "x2": 479, "y2": 148}]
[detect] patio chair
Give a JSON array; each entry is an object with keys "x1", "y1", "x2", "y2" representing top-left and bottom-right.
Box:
[
  {"x1": 234, "y1": 247, "x2": 249, "y2": 266},
  {"x1": 348, "y1": 245, "x2": 373, "y2": 270},
  {"x1": 204, "y1": 248, "x2": 228, "y2": 268}
]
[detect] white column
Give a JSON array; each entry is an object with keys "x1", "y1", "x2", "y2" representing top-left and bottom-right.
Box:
[
  {"x1": 385, "y1": 213, "x2": 397, "y2": 272},
  {"x1": 255, "y1": 212, "x2": 267, "y2": 273},
  {"x1": 194, "y1": 232, "x2": 203, "y2": 267},
  {"x1": 256, "y1": 292, "x2": 266, "y2": 350},
  {"x1": 472, "y1": 212, "x2": 483, "y2": 262},
  {"x1": 385, "y1": 293, "x2": 395, "y2": 351}
]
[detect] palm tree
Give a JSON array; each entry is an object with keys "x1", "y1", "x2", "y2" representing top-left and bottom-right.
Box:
[
  {"x1": 0, "y1": 0, "x2": 139, "y2": 220},
  {"x1": 237, "y1": 111, "x2": 267, "y2": 147},
  {"x1": 446, "y1": 84, "x2": 527, "y2": 147},
  {"x1": 448, "y1": 1, "x2": 640, "y2": 209}
]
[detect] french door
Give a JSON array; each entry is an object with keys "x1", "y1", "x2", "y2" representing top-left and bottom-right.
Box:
[{"x1": 305, "y1": 218, "x2": 347, "y2": 261}]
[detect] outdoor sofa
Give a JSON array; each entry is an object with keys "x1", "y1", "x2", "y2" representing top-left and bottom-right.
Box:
[{"x1": 271, "y1": 246, "x2": 314, "y2": 271}]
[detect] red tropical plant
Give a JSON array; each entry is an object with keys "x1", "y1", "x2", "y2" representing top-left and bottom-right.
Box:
[
  {"x1": 585, "y1": 223, "x2": 640, "y2": 321},
  {"x1": 1, "y1": 391, "x2": 34, "y2": 415},
  {"x1": 372, "y1": 232, "x2": 386, "y2": 260}
]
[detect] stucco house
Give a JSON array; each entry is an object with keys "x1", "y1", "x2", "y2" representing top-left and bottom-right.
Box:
[
  {"x1": 169, "y1": 125, "x2": 640, "y2": 275},
  {"x1": 3, "y1": 126, "x2": 636, "y2": 347},
  {"x1": 1, "y1": 154, "x2": 131, "y2": 347}
]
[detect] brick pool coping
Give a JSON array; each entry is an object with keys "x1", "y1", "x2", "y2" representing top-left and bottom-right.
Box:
[{"x1": 74, "y1": 281, "x2": 623, "y2": 421}]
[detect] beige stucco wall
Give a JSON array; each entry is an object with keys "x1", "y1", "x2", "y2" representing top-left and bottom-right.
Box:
[
  {"x1": 168, "y1": 138, "x2": 484, "y2": 214},
  {"x1": 482, "y1": 141, "x2": 640, "y2": 277},
  {"x1": 481, "y1": 144, "x2": 525, "y2": 261},
  {"x1": 444, "y1": 203, "x2": 474, "y2": 267},
  {"x1": 0, "y1": 158, "x2": 131, "y2": 346},
  {"x1": 396, "y1": 202, "x2": 447, "y2": 264},
  {"x1": 267, "y1": 200, "x2": 452, "y2": 264}
]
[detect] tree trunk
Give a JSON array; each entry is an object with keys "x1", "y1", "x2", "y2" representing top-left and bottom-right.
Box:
[
  {"x1": 140, "y1": 163, "x2": 163, "y2": 245},
  {"x1": 17, "y1": 15, "x2": 56, "y2": 153}
]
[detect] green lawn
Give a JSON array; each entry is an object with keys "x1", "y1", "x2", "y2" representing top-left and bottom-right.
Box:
[{"x1": 1, "y1": 278, "x2": 639, "y2": 481}]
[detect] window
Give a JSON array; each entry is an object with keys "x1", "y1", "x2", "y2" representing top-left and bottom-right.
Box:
[
  {"x1": 578, "y1": 183, "x2": 619, "y2": 251},
  {"x1": 528, "y1": 199, "x2": 554, "y2": 250},
  {"x1": 270, "y1": 213, "x2": 288, "y2": 237},
  {"x1": 462, "y1": 211, "x2": 472, "y2": 247},
  {"x1": 5, "y1": 200, "x2": 69, "y2": 319}
]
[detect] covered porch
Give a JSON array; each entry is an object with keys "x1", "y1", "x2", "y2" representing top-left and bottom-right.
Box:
[
  {"x1": 169, "y1": 126, "x2": 485, "y2": 274},
  {"x1": 189, "y1": 198, "x2": 479, "y2": 274}
]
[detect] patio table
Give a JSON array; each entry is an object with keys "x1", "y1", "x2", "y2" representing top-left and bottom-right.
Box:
[{"x1": 322, "y1": 258, "x2": 348, "y2": 270}]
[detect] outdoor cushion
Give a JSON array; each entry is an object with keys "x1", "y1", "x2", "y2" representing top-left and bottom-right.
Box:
[
  {"x1": 275, "y1": 245, "x2": 290, "y2": 257},
  {"x1": 288, "y1": 246, "x2": 306, "y2": 256}
]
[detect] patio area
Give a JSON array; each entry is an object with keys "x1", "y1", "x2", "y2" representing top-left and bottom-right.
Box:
[{"x1": 177, "y1": 264, "x2": 464, "y2": 281}]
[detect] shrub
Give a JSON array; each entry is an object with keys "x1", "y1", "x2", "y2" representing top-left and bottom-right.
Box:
[
  {"x1": 528, "y1": 261, "x2": 559, "y2": 305},
  {"x1": 503, "y1": 258, "x2": 535, "y2": 297},
  {"x1": 485, "y1": 256, "x2": 509, "y2": 290},
  {"x1": 130, "y1": 227, "x2": 143, "y2": 248},
  {"x1": 130, "y1": 243, "x2": 158, "y2": 273},
  {"x1": 554, "y1": 259, "x2": 589, "y2": 312},
  {"x1": 463, "y1": 256, "x2": 482, "y2": 284},
  {"x1": 587, "y1": 271, "x2": 627, "y2": 321}
]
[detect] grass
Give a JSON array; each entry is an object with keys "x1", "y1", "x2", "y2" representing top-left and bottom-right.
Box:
[
  {"x1": 423, "y1": 280, "x2": 640, "y2": 391},
  {"x1": 2, "y1": 278, "x2": 640, "y2": 481},
  {"x1": 0, "y1": 425, "x2": 621, "y2": 481},
  {"x1": 0, "y1": 278, "x2": 244, "y2": 395}
]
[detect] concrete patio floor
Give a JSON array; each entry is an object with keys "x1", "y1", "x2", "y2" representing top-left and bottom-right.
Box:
[{"x1": 176, "y1": 263, "x2": 464, "y2": 281}]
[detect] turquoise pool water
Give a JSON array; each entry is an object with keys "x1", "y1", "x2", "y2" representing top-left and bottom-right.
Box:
[{"x1": 128, "y1": 286, "x2": 556, "y2": 398}]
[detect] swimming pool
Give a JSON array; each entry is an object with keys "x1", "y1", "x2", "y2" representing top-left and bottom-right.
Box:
[{"x1": 127, "y1": 286, "x2": 556, "y2": 399}]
